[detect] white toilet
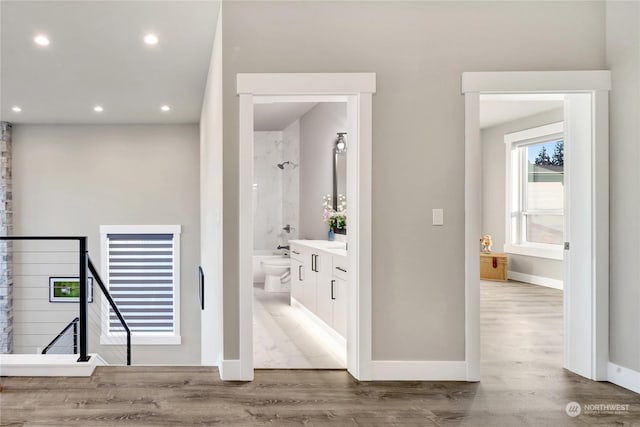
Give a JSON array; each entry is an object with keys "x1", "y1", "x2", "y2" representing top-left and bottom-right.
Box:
[{"x1": 261, "y1": 258, "x2": 291, "y2": 292}]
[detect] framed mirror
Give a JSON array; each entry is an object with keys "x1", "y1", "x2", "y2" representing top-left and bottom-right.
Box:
[{"x1": 333, "y1": 133, "x2": 347, "y2": 234}]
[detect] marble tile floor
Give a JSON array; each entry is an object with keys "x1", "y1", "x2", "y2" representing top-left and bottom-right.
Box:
[{"x1": 253, "y1": 283, "x2": 344, "y2": 369}]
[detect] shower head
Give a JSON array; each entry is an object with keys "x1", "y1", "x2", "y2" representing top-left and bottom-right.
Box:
[{"x1": 277, "y1": 161, "x2": 297, "y2": 170}]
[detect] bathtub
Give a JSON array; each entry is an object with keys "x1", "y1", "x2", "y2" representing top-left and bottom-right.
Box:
[{"x1": 253, "y1": 250, "x2": 289, "y2": 283}]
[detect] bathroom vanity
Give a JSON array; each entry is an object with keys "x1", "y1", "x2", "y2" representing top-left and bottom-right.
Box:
[{"x1": 289, "y1": 240, "x2": 347, "y2": 339}]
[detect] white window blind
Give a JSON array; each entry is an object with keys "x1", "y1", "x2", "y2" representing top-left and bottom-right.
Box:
[{"x1": 106, "y1": 233, "x2": 177, "y2": 336}]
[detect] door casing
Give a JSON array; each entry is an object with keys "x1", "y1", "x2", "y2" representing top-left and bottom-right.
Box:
[
  {"x1": 233, "y1": 73, "x2": 376, "y2": 381},
  {"x1": 462, "y1": 70, "x2": 610, "y2": 381}
]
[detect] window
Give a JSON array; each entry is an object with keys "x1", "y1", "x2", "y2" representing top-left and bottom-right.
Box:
[
  {"x1": 100, "y1": 225, "x2": 181, "y2": 345},
  {"x1": 505, "y1": 122, "x2": 564, "y2": 260}
]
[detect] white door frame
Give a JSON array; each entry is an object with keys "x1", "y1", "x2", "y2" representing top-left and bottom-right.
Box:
[
  {"x1": 235, "y1": 73, "x2": 376, "y2": 381},
  {"x1": 462, "y1": 71, "x2": 610, "y2": 381}
]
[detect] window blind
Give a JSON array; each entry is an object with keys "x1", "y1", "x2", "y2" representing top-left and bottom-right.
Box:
[{"x1": 107, "y1": 233, "x2": 175, "y2": 334}]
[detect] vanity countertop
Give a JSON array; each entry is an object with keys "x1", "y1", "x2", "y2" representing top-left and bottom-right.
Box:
[{"x1": 289, "y1": 239, "x2": 347, "y2": 257}]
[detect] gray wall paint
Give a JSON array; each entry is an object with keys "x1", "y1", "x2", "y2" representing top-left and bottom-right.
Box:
[
  {"x1": 299, "y1": 103, "x2": 347, "y2": 240},
  {"x1": 221, "y1": 1, "x2": 605, "y2": 361},
  {"x1": 13, "y1": 124, "x2": 201, "y2": 365},
  {"x1": 481, "y1": 109, "x2": 564, "y2": 282},
  {"x1": 607, "y1": 1, "x2": 640, "y2": 372}
]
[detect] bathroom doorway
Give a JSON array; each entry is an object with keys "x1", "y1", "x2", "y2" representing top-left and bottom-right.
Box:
[
  {"x1": 235, "y1": 73, "x2": 376, "y2": 381},
  {"x1": 251, "y1": 100, "x2": 348, "y2": 369}
]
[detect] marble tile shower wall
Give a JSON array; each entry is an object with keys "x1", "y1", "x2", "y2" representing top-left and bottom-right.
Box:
[
  {"x1": 253, "y1": 121, "x2": 300, "y2": 251},
  {"x1": 281, "y1": 120, "x2": 300, "y2": 242}
]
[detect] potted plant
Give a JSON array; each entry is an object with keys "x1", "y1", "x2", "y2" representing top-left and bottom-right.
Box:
[{"x1": 323, "y1": 194, "x2": 347, "y2": 240}]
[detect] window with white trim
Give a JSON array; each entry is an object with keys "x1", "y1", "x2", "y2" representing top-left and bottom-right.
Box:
[
  {"x1": 100, "y1": 225, "x2": 181, "y2": 345},
  {"x1": 505, "y1": 122, "x2": 564, "y2": 260}
]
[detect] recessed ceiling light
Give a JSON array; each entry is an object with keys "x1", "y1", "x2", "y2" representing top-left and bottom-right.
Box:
[
  {"x1": 34, "y1": 35, "x2": 50, "y2": 46},
  {"x1": 144, "y1": 34, "x2": 159, "y2": 45},
  {"x1": 161, "y1": 105, "x2": 171, "y2": 112},
  {"x1": 12, "y1": 106, "x2": 22, "y2": 113},
  {"x1": 93, "y1": 105, "x2": 104, "y2": 113}
]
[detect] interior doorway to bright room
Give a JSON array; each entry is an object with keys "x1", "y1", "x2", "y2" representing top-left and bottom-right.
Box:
[
  {"x1": 251, "y1": 99, "x2": 349, "y2": 369},
  {"x1": 478, "y1": 93, "x2": 566, "y2": 380},
  {"x1": 463, "y1": 71, "x2": 610, "y2": 382},
  {"x1": 235, "y1": 72, "x2": 376, "y2": 381}
]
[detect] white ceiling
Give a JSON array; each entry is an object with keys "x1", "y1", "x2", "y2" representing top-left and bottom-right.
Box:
[
  {"x1": 0, "y1": 1, "x2": 219, "y2": 124},
  {"x1": 480, "y1": 94, "x2": 564, "y2": 129},
  {"x1": 254, "y1": 102, "x2": 317, "y2": 131}
]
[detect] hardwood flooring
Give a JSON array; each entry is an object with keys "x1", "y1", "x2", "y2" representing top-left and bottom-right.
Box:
[{"x1": 1, "y1": 280, "x2": 639, "y2": 426}]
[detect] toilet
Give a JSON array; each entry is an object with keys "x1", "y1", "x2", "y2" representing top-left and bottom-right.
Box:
[{"x1": 261, "y1": 258, "x2": 291, "y2": 292}]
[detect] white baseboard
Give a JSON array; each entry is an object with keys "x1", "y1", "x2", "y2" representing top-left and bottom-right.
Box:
[
  {"x1": 0, "y1": 353, "x2": 105, "y2": 377},
  {"x1": 608, "y1": 362, "x2": 640, "y2": 394},
  {"x1": 370, "y1": 360, "x2": 467, "y2": 381},
  {"x1": 508, "y1": 270, "x2": 563, "y2": 290}
]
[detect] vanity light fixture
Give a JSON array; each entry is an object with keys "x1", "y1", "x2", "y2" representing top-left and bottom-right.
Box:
[
  {"x1": 335, "y1": 132, "x2": 347, "y2": 153},
  {"x1": 93, "y1": 105, "x2": 104, "y2": 113},
  {"x1": 161, "y1": 105, "x2": 171, "y2": 112},
  {"x1": 11, "y1": 106, "x2": 22, "y2": 113},
  {"x1": 34, "y1": 35, "x2": 50, "y2": 46},
  {"x1": 144, "y1": 34, "x2": 159, "y2": 45}
]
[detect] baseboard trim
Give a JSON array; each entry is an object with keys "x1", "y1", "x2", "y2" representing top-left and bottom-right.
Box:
[
  {"x1": 508, "y1": 270, "x2": 563, "y2": 290},
  {"x1": 370, "y1": 360, "x2": 467, "y2": 381},
  {"x1": 608, "y1": 362, "x2": 640, "y2": 394},
  {"x1": 0, "y1": 353, "x2": 105, "y2": 377}
]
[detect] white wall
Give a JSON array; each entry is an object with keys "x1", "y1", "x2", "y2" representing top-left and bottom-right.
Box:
[
  {"x1": 299, "y1": 103, "x2": 347, "y2": 240},
  {"x1": 481, "y1": 108, "x2": 564, "y2": 283},
  {"x1": 220, "y1": 1, "x2": 606, "y2": 361},
  {"x1": 607, "y1": 1, "x2": 640, "y2": 373},
  {"x1": 11, "y1": 239, "x2": 81, "y2": 355},
  {"x1": 12, "y1": 124, "x2": 201, "y2": 365},
  {"x1": 199, "y1": 6, "x2": 223, "y2": 366}
]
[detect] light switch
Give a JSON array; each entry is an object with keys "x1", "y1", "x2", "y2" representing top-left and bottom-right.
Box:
[{"x1": 432, "y1": 208, "x2": 444, "y2": 226}]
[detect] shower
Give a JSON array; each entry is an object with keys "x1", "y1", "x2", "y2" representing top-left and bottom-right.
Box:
[{"x1": 277, "y1": 161, "x2": 297, "y2": 170}]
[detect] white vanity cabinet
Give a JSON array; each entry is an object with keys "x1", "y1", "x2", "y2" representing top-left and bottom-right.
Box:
[
  {"x1": 290, "y1": 243, "x2": 312, "y2": 310},
  {"x1": 315, "y1": 252, "x2": 334, "y2": 328},
  {"x1": 289, "y1": 240, "x2": 348, "y2": 339},
  {"x1": 331, "y1": 255, "x2": 348, "y2": 338}
]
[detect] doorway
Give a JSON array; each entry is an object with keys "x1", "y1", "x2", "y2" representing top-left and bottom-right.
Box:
[
  {"x1": 251, "y1": 100, "x2": 348, "y2": 369},
  {"x1": 462, "y1": 71, "x2": 610, "y2": 381},
  {"x1": 478, "y1": 93, "x2": 566, "y2": 379},
  {"x1": 235, "y1": 73, "x2": 376, "y2": 381}
]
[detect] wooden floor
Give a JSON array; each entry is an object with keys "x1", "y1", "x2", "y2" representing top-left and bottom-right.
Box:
[{"x1": 2, "y1": 281, "x2": 639, "y2": 426}]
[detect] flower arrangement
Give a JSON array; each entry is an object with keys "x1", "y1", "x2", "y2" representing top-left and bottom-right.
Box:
[{"x1": 323, "y1": 194, "x2": 347, "y2": 230}]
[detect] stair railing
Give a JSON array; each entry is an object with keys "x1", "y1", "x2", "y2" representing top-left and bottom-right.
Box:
[
  {"x1": 0, "y1": 236, "x2": 131, "y2": 365},
  {"x1": 88, "y1": 257, "x2": 131, "y2": 365}
]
